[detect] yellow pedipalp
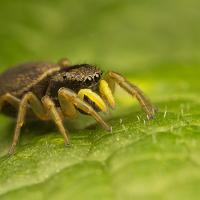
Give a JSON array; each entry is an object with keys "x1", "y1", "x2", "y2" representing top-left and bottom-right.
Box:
[
  {"x1": 99, "y1": 80, "x2": 115, "y2": 109},
  {"x1": 78, "y1": 89, "x2": 108, "y2": 113}
]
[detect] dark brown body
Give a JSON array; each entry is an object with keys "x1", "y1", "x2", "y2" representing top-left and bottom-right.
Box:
[
  {"x1": 0, "y1": 62, "x2": 102, "y2": 117},
  {"x1": 0, "y1": 62, "x2": 60, "y2": 98},
  {"x1": 0, "y1": 62, "x2": 61, "y2": 117}
]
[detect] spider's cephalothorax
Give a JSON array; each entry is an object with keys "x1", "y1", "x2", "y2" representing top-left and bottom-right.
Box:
[
  {"x1": 0, "y1": 58, "x2": 156, "y2": 155},
  {"x1": 46, "y1": 64, "x2": 103, "y2": 111},
  {"x1": 49, "y1": 64, "x2": 102, "y2": 93}
]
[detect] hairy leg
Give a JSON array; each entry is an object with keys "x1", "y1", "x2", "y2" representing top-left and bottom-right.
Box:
[
  {"x1": 0, "y1": 93, "x2": 21, "y2": 110},
  {"x1": 57, "y1": 58, "x2": 71, "y2": 68},
  {"x1": 106, "y1": 71, "x2": 156, "y2": 119},
  {"x1": 58, "y1": 92, "x2": 77, "y2": 119},
  {"x1": 8, "y1": 92, "x2": 49, "y2": 154},
  {"x1": 42, "y1": 96, "x2": 70, "y2": 145}
]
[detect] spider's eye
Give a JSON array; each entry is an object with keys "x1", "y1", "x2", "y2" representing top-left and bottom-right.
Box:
[
  {"x1": 85, "y1": 76, "x2": 92, "y2": 84},
  {"x1": 85, "y1": 79, "x2": 90, "y2": 84},
  {"x1": 94, "y1": 73, "x2": 100, "y2": 81}
]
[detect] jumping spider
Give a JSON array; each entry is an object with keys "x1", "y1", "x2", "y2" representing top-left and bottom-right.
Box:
[{"x1": 0, "y1": 58, "x2": 156, "y2": 154}]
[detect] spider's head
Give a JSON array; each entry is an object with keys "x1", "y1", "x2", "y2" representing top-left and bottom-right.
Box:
[
  {"x1": 60, "y1": 64, "x2": 103, "y2": 92},
  {"x1": 63, "y1": 64, "x2": 103, "y2": 112},
  {"x1": 66, "y1": 64, "x2": 102, "y2": 90},
  {"x1": 49, "y1": 64, "x2": 106, "y2": 111},
  {"x1": 51, "y1": 64, "x2": 102, "y2": 92}
]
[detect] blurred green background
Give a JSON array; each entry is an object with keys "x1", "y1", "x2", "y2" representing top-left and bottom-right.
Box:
[
  {"x1": 1, "y1": 0, "x2": 200, "y2": 69},
  {"x1": 0, "y1": 0, "x2": 200, "y2": 200}
]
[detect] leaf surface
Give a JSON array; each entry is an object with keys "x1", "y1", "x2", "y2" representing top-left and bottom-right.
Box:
[{"x1": 0, "y1": 0, "x2": 200, "y2": 200}]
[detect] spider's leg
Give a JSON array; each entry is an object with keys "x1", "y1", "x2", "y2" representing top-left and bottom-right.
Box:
[
  {"x1": 58, "y1": 88, "x2": 112, "y2": 132},
  {"x1": 58, "y1": 92, "x2": 77, "y2": 119},
  {"x1": 8, "y1": 92, "x2": 49, "y2": 155},
  {"x1": 106, "y1": 71, "x2": 156, "y2": 119},
  {"x1": 0, "y1": 93, "x2": 21, "y2": 110},
  {"x1": 41, "y1": 96, "x2": 70, "y2": 145},
  {"x1": 104, "y1": 73, "x2": 116, "y2": 94},
  {"x1": 57, "y1": 58, "x2": 71, "y2": 67}
]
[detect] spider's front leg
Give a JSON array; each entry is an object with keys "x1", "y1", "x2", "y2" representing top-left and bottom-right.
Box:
[
  {"x1": 58, "y1": 88, "x2": 112, "y2": 132},
  {"x1": 104, "y1": 71, "x2": 156, "y2": 119}
]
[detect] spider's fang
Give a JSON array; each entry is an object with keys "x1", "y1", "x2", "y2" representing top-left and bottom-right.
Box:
[
  {"x1": 78, "y1": 89, "x2": 108, "y2": 113},
  {"x1": 99, "y1": 80, "x2": 115, "y2": 109}
]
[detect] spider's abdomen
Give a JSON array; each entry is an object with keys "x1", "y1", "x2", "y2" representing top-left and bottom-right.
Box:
[
  {"x1": 0, "y1": 61, "x2": 61, "y2": 118},
  {"x1": 0, "y1": 62, "x2": 61, "y2": 98}
]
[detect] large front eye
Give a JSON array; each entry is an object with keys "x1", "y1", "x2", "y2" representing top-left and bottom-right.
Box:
[
  {"x1": 94, "y1": 73, "x2": 100, "y2": 81},
  {"x1": 85, "y1": 76, "x2": 92, "y2": 84}
]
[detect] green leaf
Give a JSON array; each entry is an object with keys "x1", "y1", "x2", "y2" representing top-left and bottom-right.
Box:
[{"x1": 0, "y1": 0, "x2": 200, "y2": 200}]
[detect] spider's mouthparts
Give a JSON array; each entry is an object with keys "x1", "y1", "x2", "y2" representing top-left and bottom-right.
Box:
[
  {"x1": 99, "y1": 80, "x2": 115, "y2": 109},
  {"x1": 78, "y1": 89, "x2": 108, "y2": 113}
]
